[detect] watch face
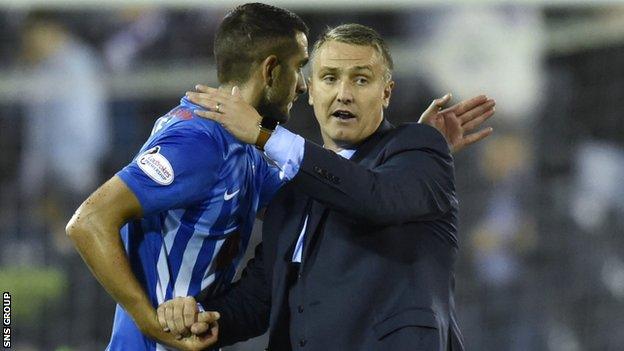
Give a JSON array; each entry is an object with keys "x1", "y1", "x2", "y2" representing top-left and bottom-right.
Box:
[{"x1": 260, "y1": 117, "x2": 278, "y2": 130}]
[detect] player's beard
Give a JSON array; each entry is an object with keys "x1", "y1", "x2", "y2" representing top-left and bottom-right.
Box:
[{"x1": 257, "y1": 82, "x2": 291, "y2": 125}]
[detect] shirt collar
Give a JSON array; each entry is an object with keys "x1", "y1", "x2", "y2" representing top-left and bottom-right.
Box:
[
  {"x1": 337, "y1": 148, "x2": 357, "y2": 160},
  {"x1": 180, "y1": 96, "x2": 204, "y2": 110}
]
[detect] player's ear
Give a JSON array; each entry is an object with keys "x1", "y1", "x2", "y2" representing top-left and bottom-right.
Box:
[{"x1": 261, "y1": 55, "x2": 279, "y2": 87}]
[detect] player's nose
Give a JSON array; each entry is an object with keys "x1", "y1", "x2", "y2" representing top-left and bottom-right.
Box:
[{"x1": 296, "y1": 70, "x2": 307, "y2": 95}]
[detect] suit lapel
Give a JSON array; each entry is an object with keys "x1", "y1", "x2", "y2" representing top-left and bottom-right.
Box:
[
  {"x1": 269, "y1": 185, "x2": 308, "y2": 329},
  {"x1": 300, "y1": 199, "x2": 327, "y2": 262}
]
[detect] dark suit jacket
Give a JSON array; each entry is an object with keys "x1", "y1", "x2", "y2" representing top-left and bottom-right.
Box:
[{"x1": 200, "y1": 120, "x2": 465, "y2": 351}]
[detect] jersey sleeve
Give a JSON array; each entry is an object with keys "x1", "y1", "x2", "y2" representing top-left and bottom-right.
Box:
[
  {"x1": 256, "y1": 155, "x2": 284, "y2": 208},
  {"x1": 117, "y1": 128, "x2": 223, "y2": 216}
]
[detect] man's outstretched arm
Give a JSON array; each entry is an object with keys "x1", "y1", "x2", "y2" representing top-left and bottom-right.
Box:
[
  {"x1": 66, "y1": 176, "x2": 217, "y2": 351},
  {"x1": 186, "y1": 85, "x2": 495, "y2": 155}
]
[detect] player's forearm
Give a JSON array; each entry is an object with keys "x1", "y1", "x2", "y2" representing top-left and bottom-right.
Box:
[
  {"x1": 67, "y1": 219, "x2": 217, "y2": 350},
  {"x1": 68, "y1": 221, "x2": 148, "y2": 306},
  {"x1": 66, "y1": 214, "x2": 155, "y2": 323},
  {"x1": 65, "y1": 176, "x2": 155, "y2": 326}
]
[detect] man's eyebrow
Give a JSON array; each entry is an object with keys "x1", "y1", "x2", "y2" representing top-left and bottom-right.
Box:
[{"x1": 352, "y1": 65, "x2": 374, "y2": 73}]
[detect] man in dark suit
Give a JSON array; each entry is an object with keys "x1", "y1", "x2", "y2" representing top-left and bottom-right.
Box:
[{"x1": 159, "y1": 23, "x2": 495, "y2": 350}]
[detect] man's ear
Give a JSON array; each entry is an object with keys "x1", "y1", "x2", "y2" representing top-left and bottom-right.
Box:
[
  {"x1": 382, "y1": 80, "x2": 394, "y2": 108},
  {"x1": 261, "y1": 55, "x2": 279, "y2": 87},
  {"x1": 307, "y1": 77, "x2": 313, "y2": 105}
]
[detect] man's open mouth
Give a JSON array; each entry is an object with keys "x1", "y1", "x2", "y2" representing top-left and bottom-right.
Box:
[{"x1": 332, "y1": 110, "x2": 356, "y2": 120}]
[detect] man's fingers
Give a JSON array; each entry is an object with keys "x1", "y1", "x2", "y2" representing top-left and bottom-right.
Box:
[
  {"x1": 231, "y1": 86, "x2": 242, "y2": 98},
  {"x1": 182, "y1": 297, "x2": 197, "y2": 330},
  {"x1": 195, "y1": 84, "x2": 223, "y2": 96},
  {"x1": 197, "y1": 311, "x2": 220, "y2": 323},
  {"x1": 463, "y1": 127, "x2": 494, "y2": 148},
  {"x1": 190, "y1": 311, "x2": 220, "y2": 335},
  {"x1": 444, "y1": 95, "x2": 488, "y2": 116},
  {"x1": 426, "y1": 93, "x2": 452, "y2": 113},
  {"x1": 186, "y1": 92, "x2": 226, "y2": 114},
  {"x1": 164, "y1": 302, "x2": 177, "y2": 338},
  {"x1": 457, "y1": 99, "x2": 495, "y2": 125},
  {"x1": 173, "y1": 300, "x2": 188, "y2": 337},
  {"x1": 195, "y1": 84, "x2": 234, "y2": 102},
  {"x1": 157, "y1": 303, "x2": 169, "y2": 332},
  {"x1": 197, "y1": 323, "x2": 219, "y2": 348},
  {"x1": 191, "y1": 322, "x2": 211, "y2": 335},
  {"x1": 462, "y1": 107, "x2": 495, "y2": 132},
  {"x1": 435, "y1": 93, "x2": 452, "y2": 108}
]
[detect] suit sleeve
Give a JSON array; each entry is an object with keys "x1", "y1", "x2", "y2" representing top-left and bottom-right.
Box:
[
  {"x1": 291, "y1": 124, "x2": 457, "y2": 226},
  {"x1": 196, "y1": 243, "x2": 271, "y2": 347}
]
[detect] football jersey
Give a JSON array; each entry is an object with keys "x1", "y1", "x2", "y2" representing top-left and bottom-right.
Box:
[{"x1": 107, "y1": 96, "x2": 283, "y2": 350}]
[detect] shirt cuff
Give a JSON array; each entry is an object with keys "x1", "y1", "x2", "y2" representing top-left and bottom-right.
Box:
[{"x1": 264, "y1": 125, "x2": 304, "y2": 181}]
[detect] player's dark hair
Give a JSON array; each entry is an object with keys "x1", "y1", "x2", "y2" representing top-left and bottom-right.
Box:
[
  {"x1": 312, "y1": 23, "x2": 394, "y2": 81},
  {"x1": 214, "y1": 3, "x2": 309, "y2": 84}
]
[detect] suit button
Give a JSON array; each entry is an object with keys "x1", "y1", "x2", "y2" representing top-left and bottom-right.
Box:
[
  {"x1": 298, "y1": 305, "x2": 304, "y2": 313},
  {"x1": 299, "y1": 339, "x2": 307, "y2": 347}
]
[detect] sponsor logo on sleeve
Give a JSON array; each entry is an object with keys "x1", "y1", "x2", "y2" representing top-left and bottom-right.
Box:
[{"x1": 137, "y1": 146, "x2": 174, "y2": 185}]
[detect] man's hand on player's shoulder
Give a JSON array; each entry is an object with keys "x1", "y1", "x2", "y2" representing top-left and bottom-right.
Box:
[{"x1": 187, "y1": 85, "x2": 262, "y2": 145}]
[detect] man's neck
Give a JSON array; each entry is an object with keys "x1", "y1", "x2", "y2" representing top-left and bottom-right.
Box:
[
  {"x1": 219, "y1": 82, "x2": 261, "y2": 108},
  {"x1": 322, "y1": 140, "x2": 354, "y2": 153}
]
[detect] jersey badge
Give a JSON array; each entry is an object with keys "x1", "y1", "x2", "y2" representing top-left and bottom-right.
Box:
[{"x1": 137, "y1": 146, "x2": 174, "y2": 185}]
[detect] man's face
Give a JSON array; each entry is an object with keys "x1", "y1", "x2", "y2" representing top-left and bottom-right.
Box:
[
  {"x1": 309, "y1": 40, "x2": 393, "y2": 150},
  {"x1": 258, "y1": 31, "x2": 309, "y2": 124}
]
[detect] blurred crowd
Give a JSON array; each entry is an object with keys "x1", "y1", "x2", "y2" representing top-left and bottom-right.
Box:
[{"x1": 0, "y1": 4, "x2": 623, "y2": 351}]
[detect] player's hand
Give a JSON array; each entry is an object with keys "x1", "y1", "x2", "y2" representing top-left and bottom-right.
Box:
[
  {"x1": 187, "y1": 85, "x2": 262, "y2": 145},
  {"x1": 419, "y1": 93, "x2": 495, "y2": 153},
  {"x1": 136, "y1": 307, "x2": 219, "y2": 351}
]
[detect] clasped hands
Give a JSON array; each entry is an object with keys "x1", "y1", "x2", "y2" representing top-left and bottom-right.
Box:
[
  {"x1": 147, "y1": 296, "x2": 220, "y2": 350},
  {"x1": 186, "y1": 84, "x2": 495, "y2": 153}
]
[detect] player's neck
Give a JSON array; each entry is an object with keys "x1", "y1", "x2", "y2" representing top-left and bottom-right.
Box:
[{"x1": 219, "y1": 83, "x2": 259, "y2": 108}]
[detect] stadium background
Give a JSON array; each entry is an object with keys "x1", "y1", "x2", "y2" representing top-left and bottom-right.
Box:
[{"x1": 1, "y1": 0, "x2": 623, "y2": 350}]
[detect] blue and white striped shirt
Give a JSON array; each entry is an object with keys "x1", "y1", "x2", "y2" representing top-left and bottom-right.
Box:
[{"x1": 108, "y1": 97, "x2": 283, "y2": 351}]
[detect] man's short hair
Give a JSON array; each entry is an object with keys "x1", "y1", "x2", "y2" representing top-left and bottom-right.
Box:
[
  {"x1": 312, "y1": 23, "x2": 394, "y2": 81},
  {"x1": 214, "y1": 2, "x2": 309, "y2": 84}
]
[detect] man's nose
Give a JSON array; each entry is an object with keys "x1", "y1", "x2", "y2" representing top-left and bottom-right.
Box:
[
  {"x1": 296, "y1": 70, "x2": 307, "y2": 95},
  {"x1": 337, "y1": 81, "x2": 353, "y2": 104}
]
